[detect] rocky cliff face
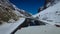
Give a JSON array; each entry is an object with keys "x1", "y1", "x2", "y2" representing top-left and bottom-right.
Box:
[{"x1": 0, "y1": 0, "x2": 32, "y2": 24}]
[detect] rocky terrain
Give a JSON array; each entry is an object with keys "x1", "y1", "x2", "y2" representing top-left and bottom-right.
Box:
[{"x1": 0, "y1": 0, "x2": 32, "y2": 25}]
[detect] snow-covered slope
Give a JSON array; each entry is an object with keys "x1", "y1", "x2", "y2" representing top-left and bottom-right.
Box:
[
  {"x1": 33, "y1": 2, "x2": 60, "y2": 25},
  {"x1": 0, "y1": 0, "x2": 31, "y2": 34},
  {"x1": 15, "y1": 24, "x2": 60, "y2": 34},
  {"x1": 0, "y1": 18, "x2": 25, "y2": 34},
  {"x1": 0, "y1": 0, "x2": 27, "y2": 34}
]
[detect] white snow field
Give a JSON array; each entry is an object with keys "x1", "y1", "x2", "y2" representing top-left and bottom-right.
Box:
[
  {"x1": 33, "y1": 2, "x2": 60, "y2": 25},
  {"x1": 15, "y1": 24, "x2": 60, "y2": 34},
  {"x1": 0, "y1": 18, "x2": 25, "y2": 34}
]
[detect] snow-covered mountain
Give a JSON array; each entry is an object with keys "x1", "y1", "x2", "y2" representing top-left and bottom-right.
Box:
[
  {"x1": 33, "y1": 0, "x2": 60, "y2": 26},
  {"x1": 0, "y1": 0, "x2": 32, "y2": 25},
  {"x1": 0, "y1": 0, "x2": 60, "y2": 34},
  {"x1": 15, "y1": 0, "x2": 60, "y2": 34},
  {"x1": 38, "y1": 0, "x2": 60, "y2": 13},
  {"x1": 0, "y1": 0, "x2": 60, "y2": 27},
  {"x1": 0, "y1": 0, "x2": 31, "y2": 34}
]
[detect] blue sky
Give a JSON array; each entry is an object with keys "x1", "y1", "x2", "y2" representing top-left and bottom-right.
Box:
[{"x1": 9, "y1": 0, "x2": 45, "y2": 15}]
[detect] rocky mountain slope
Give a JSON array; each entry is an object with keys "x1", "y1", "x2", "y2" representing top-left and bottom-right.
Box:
[{"x1": 0, "y1": 0, "x2": 32, "y2": 25}]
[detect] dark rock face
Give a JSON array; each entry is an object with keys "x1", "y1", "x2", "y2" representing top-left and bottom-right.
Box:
[
  {"x1": 55, "y1": 24, "x2": 60, "y2": 27},
  {"x1": 20, "y1": 18, "x2": 46, "y2": 27},
  {"x1": 38, "y1": 0, "x2": 51, "y2": 13},
  {"x1": 38, "y1": 0, "x2": 59, "y2": 13}
]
